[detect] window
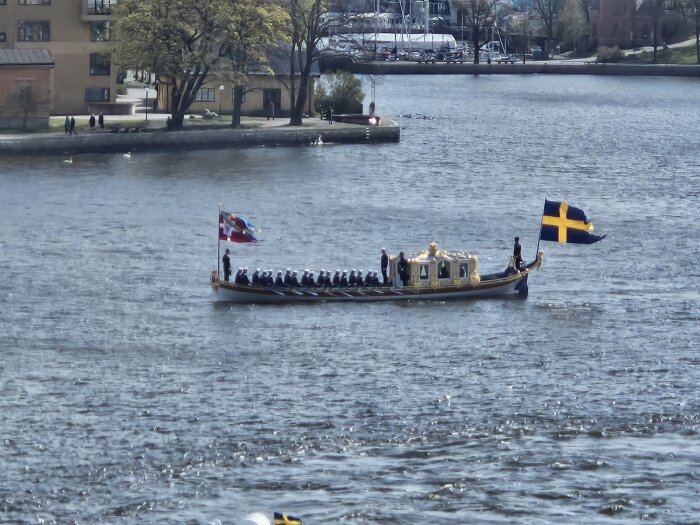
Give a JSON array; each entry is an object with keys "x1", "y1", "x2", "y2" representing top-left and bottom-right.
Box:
[
  {"x1": 18, "y1": 0, "x2": 51, "y2": 5},
  {"x1": 459, "y1": 262, "x2": 469, "y2": 278},
  {"x1": 419, "y1": 264, "x2": 429, "y2": 280},
  {"x1": 17, "y1": 20, "x2": 50, "y2": 41},
  {"x1": 0, "y1": 33, "x2": 5, "y2": 43},
  {"x1": 85, "y1": 88, "x2": 110, "y2": 102},
  {"x1": 438, "y1": 261, "x2": 450, "y2": 279},
  {"x1": 87, "y1": 0, "x2": 114, "y2": 15},
  {"x1": 89, "y1": 53, "x2": 111, "y2": 75},
  {"x1": 90, "y1": 21, "x2": 110, "y2": 41},
  {"x1": 195, "y1": 88, "x2": 215, "y2": 102}
]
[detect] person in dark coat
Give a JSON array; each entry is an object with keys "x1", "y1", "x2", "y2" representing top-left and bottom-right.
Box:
[
  {"x1": 260, "y1": 271, "x2": 268, "y2": 285},
  {"x1": 267, "y1": 270, "x2": 274, "y2": 286},
  {"x1": 275, "y1": 271, "x2": 285, "y2": 287},
  {"x1": 234, "y1": 267, "x2": 243, "y2": 284},
  {"x1": 316, "y1": 270, "x2": 325, "y2": 287},
  {"x1": 239, "y1": 268, "x2": 250, "y2": 285},
  {"x1": 380, "y1": 248, "x2": 389, "y2": 285},
  {"x1": 64, "y1": 115, "x2": 70, "y2": 134},
  {"x1": 356, "y1": 271, "x2": 364, "y2": 287},
  {"x1": 284, "y1": 268, "x2": 293, "y2": 285},
  {"x1": 324, "y1": 271, "x2": 331, "y2": 287},
  {"x1": 301, "y1": 270, "x2": 309, "y2": 286},
  {"x1": 513, "y1": 236, "x2": 523, "y2": 270},
  {"x1": 340, "y1": 270, "x2": 348, "y2": 287},
  {"x1": 332, "y1": 270, "x2": 341, "y2": 287},
  {"x1": 98, "y1": 113, "x2": 104, "y2": 129},
  {"x1": 251, "y1": 269, "x2": 260, "y2": 285},
  {"x1": 290, "y1": 271, "x2": 300, "y2": 287},
  {"x1": 69, "y1": 116, "x2": 77, "y2": 135},
  {"x1": 349, "y1": 270, "x2": 357, "y2": 286},
  {"x1": 89, "y1": 114, "x2": 96, "y2": 129},
  {"x1": 398, "y1": 252, "x2": 409, "y2": 286},
  {"x1": 222, "y1": 248, "x2": 231, "y2": 281}
]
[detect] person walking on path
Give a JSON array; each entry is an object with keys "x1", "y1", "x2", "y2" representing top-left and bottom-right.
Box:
[
  {"x1": 69, "y1": 116, "x2": 77, "y2": 135},
  {"x1": 98, "y1": 113, "x2": 104, "y2": 129},
  {"x1": 89, "y1": 114, "x2": 96, "y2": 129},
  {"x1": 64, "y1": 116, "x2": 70, "y2": 134}
]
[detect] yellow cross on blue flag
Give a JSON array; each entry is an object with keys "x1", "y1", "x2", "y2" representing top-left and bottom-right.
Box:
[
  {"x1": 539, "y1": 199, "x2": 606, "y2": 244},
  {"x1": 273, "y1": 512, "x2": 302, "y2": 525}
]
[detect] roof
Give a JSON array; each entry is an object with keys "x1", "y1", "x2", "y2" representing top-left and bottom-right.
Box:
[
  {"x1": 260, "y1": 45, "x2": 321, "y2": 77},
  {"x1": 0, "y1": 48, "x2": 54, "y2": 66}
]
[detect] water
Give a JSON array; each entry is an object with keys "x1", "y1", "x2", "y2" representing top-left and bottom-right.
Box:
[{"x1": 1, "y1": 74, "x2": 699, "y2": 524}]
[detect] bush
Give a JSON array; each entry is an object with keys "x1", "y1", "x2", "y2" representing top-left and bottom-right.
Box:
[
  {"x1": 314, "y1": 71, "x2": 364, "y2": 116},
  {"x1": 115, "y1": 85, "x2": 128, "y2": 96},
  {"x1": 597, "y1": 45, "x2": 624, "y2": 63}
]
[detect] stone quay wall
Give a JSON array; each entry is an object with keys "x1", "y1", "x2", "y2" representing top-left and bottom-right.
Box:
[
  {"x1": 0, "y1": 123, "x2": 400, "y2": 156},
  {"x1": 347, "y1": 62, "x2": 700, "y2": 77}
]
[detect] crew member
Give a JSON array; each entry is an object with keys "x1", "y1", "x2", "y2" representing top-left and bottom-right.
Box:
[
  {"x1": 234, "y1": 267, "x2": 243, "y2": 283},
  {"x1": 284, "y1": 268, "x2": 293, "y2": 285},
  {"x1": 301, "y1": 270, "x2": 309, "y2": 286},
  {"x1": 513, "y1": 236, "x2": 523, "y2": 270},
  {"x1": 290, "y1": 271, "x2": 300, "y2": 287},
  {"x1": 380, "y1": 248, "x2": 389, "y2": 285},
  {"x1": 349, "y1": 269, "x2": 357, "y2": 286},
  {"x1": 317, "y1": 270, "x2": 326, "y2": 287},
  {"x1": 222, "y1": 248, "x2": 231, "y2": 281},
  {"x1": 398, "y1": 252, "x2": 409, "y2": 286},
  {"x1": 307, "y1": 271, "x2": 316, "y2": 287},
  {"x1": 324, "y1": 271, "x2": 331, "y2": 287},
  {"x1": 356, "y1": 270, "x2": 364, "y2": 287},
  {"x1": 252, "y1": 269, "x2": 260, "y2": 285},
  {"x1": 240, "y1": 268, "x2": 250, "y2": 285},
  {"x1": 340, "y1": 270, "x2": 348, "y2": 287},
  {"x1": 275, "y1": 270, "x2": 285, "y2": 287},
  {"x1": 332, "y1": 270, "x2": 341, "y2": 287}
]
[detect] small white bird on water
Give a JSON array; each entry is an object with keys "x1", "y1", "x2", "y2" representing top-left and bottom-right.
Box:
[
  {"x1": 62, "y1": 157, "x2": 73, "y2": 164},
  {"x1": 312, "y1": 135, "x2": 323, "y2": 146},
  {"x1": 123, "y1": 152, "x2": 131, "y2": 159}
]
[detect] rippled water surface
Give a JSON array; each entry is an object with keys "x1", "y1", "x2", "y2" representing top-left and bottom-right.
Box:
[{"x1": 1, "y1": 75, "x2": 699, "y2": 524}]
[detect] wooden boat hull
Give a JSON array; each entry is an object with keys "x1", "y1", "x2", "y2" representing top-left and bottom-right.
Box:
[{"x1": 211, "y1": 253, "x2": 543, "y2": 304}]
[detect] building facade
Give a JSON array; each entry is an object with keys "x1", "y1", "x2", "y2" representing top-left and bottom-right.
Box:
[
  {"x1": 0, "y1": 48, "x2": 53, "y2": 129},
  {"x1": 0, "y1": 0, "x2": 118, "y2": 115},
  {"x1": 589, "y1": 0, "x2": 658, "y2": 48}
]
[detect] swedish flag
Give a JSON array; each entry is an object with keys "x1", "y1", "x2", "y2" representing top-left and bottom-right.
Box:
[
  {"x1": 274, "y1": 512, "x2": 302, "y2": 525},
  {"x1": 539, "y1": 199, "x2": 606, "y2": 244}
]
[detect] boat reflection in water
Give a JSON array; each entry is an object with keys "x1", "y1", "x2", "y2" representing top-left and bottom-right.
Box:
[{"x1": 211, "y1": 241, "x2": 544, "y2": 304}]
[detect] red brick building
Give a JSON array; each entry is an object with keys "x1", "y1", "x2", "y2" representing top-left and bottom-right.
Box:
[{"x1": 589, "y1": 0, "x2": 659, "y2": 48}]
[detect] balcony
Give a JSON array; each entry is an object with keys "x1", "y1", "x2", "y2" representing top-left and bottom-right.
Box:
[{"x1": 83, "y1": 0, "x2": 116, "y2": 20}]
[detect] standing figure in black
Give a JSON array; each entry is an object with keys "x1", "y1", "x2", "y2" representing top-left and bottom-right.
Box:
[
  {"x1": 398, "y1": 252, "x2": 409, "y2": 286},
  {"x1": 98, "y1": 113, "x2": 104, "y2": 129},
  {"x1": 89, "y1": 114, "x2": 96, "y2": 129},
  {"x1": 222, "y1": 248, "x2": 231, "y2": 281},
  {"x1": 69, "y1": 116, "x2": 77, "y2": 135},
  {"x1": 513, "y1": 236, "x2": 523, "y2": 271},
  {"x1": 380, "y1": 248, "x2": 389, "y2": 285}
]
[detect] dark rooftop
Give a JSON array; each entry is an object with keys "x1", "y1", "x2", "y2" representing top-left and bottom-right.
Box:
[{"x1": 0, "y1": 48, "x2": 54, "y2": 66}]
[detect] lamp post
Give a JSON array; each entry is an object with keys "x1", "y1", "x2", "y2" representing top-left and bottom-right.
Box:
[
  {"x1": 144, "y1": 87, "x2": 150, "y2": 121},
  {"x1": 219, "y1": 85, "x2": 224, "y2": 117}
]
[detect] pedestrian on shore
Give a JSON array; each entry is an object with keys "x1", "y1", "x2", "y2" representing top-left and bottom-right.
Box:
[
  {"x1": 89, "y1": 114, "x2": 96, "y2": 129},
  {"x1": 69, "y1": 116, "x2": 77, "y2": 135},
  {"x1": 98, "y1": 113, "x2": 104, "y2": 129},
  {"x1": 265, "y1": 98, "x2": 275, "y2": 121},
  {"x1": 64, "y1": 116, "x2": 70, "y2": 134}
]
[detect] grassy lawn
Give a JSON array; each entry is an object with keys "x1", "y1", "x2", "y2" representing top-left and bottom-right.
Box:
[{"x1": 623, "y1": 45, "x2": 699, "y2": 64}]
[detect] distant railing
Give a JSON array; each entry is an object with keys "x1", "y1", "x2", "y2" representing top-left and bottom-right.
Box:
[{"x1": 86, "y1": 0, "x2": 115, "y2": 15}]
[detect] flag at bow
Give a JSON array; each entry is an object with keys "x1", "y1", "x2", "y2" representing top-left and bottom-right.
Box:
[
  {"x1": 219, "y1": 211, "x2": 257, "y2": 243},
  {"x1": 273, "y1": 512, "x2": 302, "y2": 525},
  {"x1": 539, "y1": 199, "x2": 606, "y2": 244}
]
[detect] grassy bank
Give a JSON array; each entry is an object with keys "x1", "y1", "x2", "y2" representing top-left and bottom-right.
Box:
[{"x1": 623, "y1": 45, "x2": 700, "y2": 64}]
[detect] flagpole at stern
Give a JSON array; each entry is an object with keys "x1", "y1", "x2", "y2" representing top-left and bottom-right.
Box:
[
  {"x1": 217, "y1": 204, "x2": 221, "y2": 279},
  {"x1": 534, "y1": 197, "x2": 546, "y2": 260}
]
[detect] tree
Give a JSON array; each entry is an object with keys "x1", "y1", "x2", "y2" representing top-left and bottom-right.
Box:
[
  {"x1": 558, "y1": 0, "x2": 587, "y2": 51},
  {"x1": 648, "y1": 0, "x2": 667, "y2": 61},
  {"x1": 10, "y1": 84, "x2": 36, "y2": 130},
  {"x1": 114, "y1": 0, "x2": 233, "y2": 130},
  {"x1": 284, "y1": 0, "x2": 329, "y2": 125},
  {"x1": 532, "y1": 0, "x2": 566, "y2": 53},
  {"x1": 220, "y1": 0, "x2": 288, "y2": 127},
  {"x1": 455, "y1": 0, "x2": 499, "y2": 64},
  {"x1": 314, "y1": 71, "x2": 364, "y2": 115}
]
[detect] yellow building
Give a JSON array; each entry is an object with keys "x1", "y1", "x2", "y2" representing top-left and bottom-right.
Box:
[
  {"x1": 0, "y1": 48, "x2": 53, "y2": 129},
  {"x1": 0, "y1": 0, "x2": 118, "y2": 116}
]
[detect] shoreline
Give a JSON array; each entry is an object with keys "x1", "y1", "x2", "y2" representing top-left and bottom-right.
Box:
[
  {"x1": 0, "y1": 120, "x2": 400, "y2": 156},
  {"x1": 346, "y1": 61, "x2": 700, "y2": 77}
]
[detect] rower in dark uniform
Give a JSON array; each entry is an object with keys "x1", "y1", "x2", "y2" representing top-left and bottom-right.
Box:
[
  {"x1": 284, "y1": 268, "x2": 293, "y2": 285},
  {"x1": 267, "y1": 269, "x2": 274, "y2": 286},
  {"x1": 513, "y1": 236, "x2": 523, "y2": 270},
  {"x1": 240, "y1": 268, "x2": 250, "y2": 285},
  {"x1": 324, "y1": 271, "x2": 331, "y2": 287},
  {"x1": 332, "y1": 270, "x2": 341, "y2": 286},
  {"x1": 222, "y1": 249, "x2": 232, "y2": 281},
  {"x1": 259, "y1": 270, "x2": 267, "y2": 285},
  {"x1": 349, "y1": 269, "x2": 357, "y2": 286},
  {"x1": 275, "y1": 270, "x2": 285, "y2": 286},
  {"x1": 290, "y1": 271, "x2": 300, "y2": 287},
  {"x1": 301, "y1": 270, "x2": 309, "y2": 286},
  {"x1": 356, "y1": 270, "x2": 364, "y2": 287},
  {"x1": 340, "y1": 270, "x2": 348, "y2": 287},
  {"x1": 234, "y1": 267, "x2": 243, "y2": 284},
  {"x1": 307, "y1": 271, "x2": 316, "y2": 287},
  {"x1": 316, "y1": 270, "x2": 325, "y2": 287},
  {"x1": 251, "y1": 268, "x2": 260, "y2": 285}
]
